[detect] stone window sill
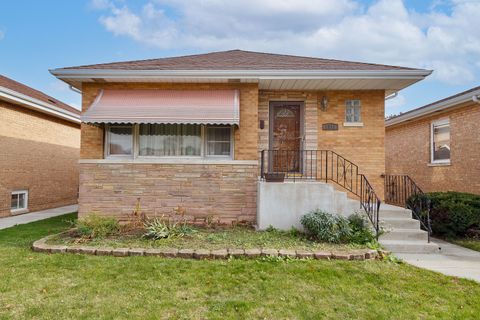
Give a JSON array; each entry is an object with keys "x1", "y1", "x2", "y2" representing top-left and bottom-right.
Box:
[
  {"x1": 79, "y1": 158, "x2": 258, "y2": 165},
  {"x1": 428, "y1": 162, "x2": 451, "y2": 167},
  {"x1": 343, "y1": 122, "x2": 364, "y2": 127}
]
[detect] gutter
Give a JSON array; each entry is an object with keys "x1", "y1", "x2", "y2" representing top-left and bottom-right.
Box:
[
  {"x1": 0, "y1": 86, "x2": 80, "y2": 124},
  {"x1": 386, "y1": 87, "x2": 480, "y2": 127},
  {"x1": 50, "y1": 68, "x2": 433, "y2": 80}
]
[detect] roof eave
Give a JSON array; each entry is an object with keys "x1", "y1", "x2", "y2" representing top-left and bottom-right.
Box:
[
  {"x1": 0, "y1": 86, "x2": 81, "y2": 124},
  {"x1": 386, "y1": 88, "x2": 480, "y2": 127}
]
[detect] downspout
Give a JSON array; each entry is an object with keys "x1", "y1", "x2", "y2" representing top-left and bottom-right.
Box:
[
  {"x1": 385, "y1": 92, "x2": 398, "y2": 100},
  {"x1": 473, "y1": 94, "x2": 480, "y2": 104},
  {"x1": 69, "y1": 85, "x2": 82, "y2": 94}
]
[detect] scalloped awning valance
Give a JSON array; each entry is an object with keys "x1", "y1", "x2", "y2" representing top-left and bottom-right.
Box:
[{"x1": 82, "y1": 89, "x2": 239, "y2": 125}]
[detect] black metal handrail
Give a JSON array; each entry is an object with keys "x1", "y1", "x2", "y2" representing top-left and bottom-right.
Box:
[
  {"x1": 260, "y1": 149, "x2": 381, "y2": 238},
  {"x1": 385, "y1": 174, "x2": 432, "y2": 242}
]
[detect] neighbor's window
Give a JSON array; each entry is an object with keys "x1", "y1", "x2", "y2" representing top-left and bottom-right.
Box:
[
  {"x1": 139, "y1": 124, "x2": 201, "y2": 156},
  {"x1": 431, "y1": 119, "x2": 450, "y2": 163},
  {"x1": 107, "y1": 125, "x2": 133, "y2": 156},
  {"x1": 206, "y1": 126, "x2": 232, "y2": 157},
  {"x1": 11, "y1": 190, "x2": 28, "y2": 212},
  {"x1": 345, "y1": 100, "x2": 361, "y2": 123}
]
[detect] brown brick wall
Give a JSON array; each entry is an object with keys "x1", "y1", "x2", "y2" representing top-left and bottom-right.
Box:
[
  {"x1": 258, "y1": 90, "x2": 386, "y2": 198},
  {"x1": 81, "y1": 82, "x2": 259, "y2": 160},
  {"x1": 0, "y1": 101, "x2": 80, "y2": 217},
  {"x1": 386, "y1": 102, "x2": 480, "y2": 194},
  {"x1": 79, "y1": 162, "x2": 258, "y2": 224}
]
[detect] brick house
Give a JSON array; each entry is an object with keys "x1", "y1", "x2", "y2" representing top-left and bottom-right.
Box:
[
  {"x1": 50, "y1": 50, "x2": 431, "y2": 228},
  {"x1": 385, "y1": 86, "x2": 480, "y2": 195},
  {"x1": 0, "y1": 75, "x2": 81, "y2": 217}
]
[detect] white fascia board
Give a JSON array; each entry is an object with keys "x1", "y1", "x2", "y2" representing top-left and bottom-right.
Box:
[
  {"x1": 0, "y1": 86, "x2": 80, "y2": 124},
  {"x1": 50, "y1": 68, "x2": 432, "y2": 80},
  {"x1": 386, "y1": 88, "x2": 480, "y2": 127}
]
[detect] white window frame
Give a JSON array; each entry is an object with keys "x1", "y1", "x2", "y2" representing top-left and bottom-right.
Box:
[
  {"x1": 344, "y1": 99, "x2": 363, "y2": 126},
  {"x1": 106, "y1": 124, "x2": 234, "y2": 160},
  {"x1": 105, "y1": 124, "x2": 135, "y2": 158},
  {"x1": 204, "y1": 126, "x2": 234, "y2": 158},
  {"x1": 11, "y1": 190, "x2": 28, "y2": 213},
  {"x1": 430, "y1": 118, "x2": 451, "y2": 164}
]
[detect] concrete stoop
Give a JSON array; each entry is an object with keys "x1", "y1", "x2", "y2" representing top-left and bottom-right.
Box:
[{"x1": 378, "y1": 204, "x2": 441, "y2": 254}]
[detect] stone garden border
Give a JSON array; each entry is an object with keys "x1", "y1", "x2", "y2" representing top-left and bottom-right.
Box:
[{"x1": 32, "y1": 234, "x2": 384, "y2": 261}]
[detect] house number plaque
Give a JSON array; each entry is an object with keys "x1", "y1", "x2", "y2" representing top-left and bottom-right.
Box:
[{"x1": 322, "y1": 123, "x2": 338, "y2": 131}]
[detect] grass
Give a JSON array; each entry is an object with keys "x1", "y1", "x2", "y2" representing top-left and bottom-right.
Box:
[
  {"x1": 48, "y1": 224, "x2": 369, "y2": 252},
  {"x1": 450, "y1": 238, "x2": 480, "y2": 252},
  {"x1": 1, "y1": 213, "x2": 480, "y2": 319}
]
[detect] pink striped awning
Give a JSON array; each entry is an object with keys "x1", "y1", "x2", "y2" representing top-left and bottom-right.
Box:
[{"x1": 82, "y1": 89, "x2": 240, "y2": 125}]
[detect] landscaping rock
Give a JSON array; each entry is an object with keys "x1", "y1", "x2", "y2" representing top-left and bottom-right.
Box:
[
  {"x1": 296, "y1": 250, "x2": 314, "y2": 259},
  {"x1": 79, "y1": 247, "x2": 96, "y2": 255},
  {"x1": 66, "y1": 247, "x2": 83, "y2": 254},
  {"x1": 228, "y1": 249, "x2": 245, "y2": 257},
  {"x1": 32, "y1": 241, "x2": 49, "y2": 253},
  {"x1": 332, "y1": 253, "x2": 352, "y2": 260},
  {"x1": 313, "y1": 252, "x2": 332, "y2": 260},
  {"x1": 365, "y1": 250, "x2": 378, "y2": 260},
  {"x1": 128, "y1": 248, "x2": 145, "y2": 256},
  {"x1": 49, "y1": 245, "x2": 67, "y2": 253},
  {"x1": 159, "y1": 248, "x2": 178, "y2": 258},
  {"x1": 144, "y1": 249, "x2": 163, "y2": 256},
  {"x1": 194, "y1": 249, "x2": 211, "y2": 259},
  {"x1": 112, "y1": 248, "x2": 129, "y2": 257},
  {"x1": 352, "y1": 253, "x2": 365, "y2": 261},
  {"x1": 211, "y1": 249, "x2": 228, "y2": 259},
  {"x1": 244, "y1": 248, "x2": 261, "y2": 258},
  {"x1": 177, "y1": 249, "x2": 194, "y2": 258},
  {"x1": 96, "y1": 247, "x2": 113, "y2": 256},
  {"x1": 261, "y1": 249, "x2": 278, "y2": 257},
  {"x1": 279, "y1": 249, "x2": 296, "y2": 258}
]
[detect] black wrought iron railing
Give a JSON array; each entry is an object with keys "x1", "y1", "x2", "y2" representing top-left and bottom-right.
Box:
[
  {"x1": 260, "y1": 150, "x2": 381, "y2": 237},
  {"x1": 385, "y1": 174, "x2": 432, "y2": 242}
]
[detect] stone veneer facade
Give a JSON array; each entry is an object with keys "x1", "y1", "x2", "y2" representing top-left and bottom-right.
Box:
[{"x1": 78, "y1": 82, "x2": 386, "y2": 223}]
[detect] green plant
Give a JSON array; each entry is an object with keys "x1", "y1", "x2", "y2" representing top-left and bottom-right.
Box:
[
  {"x1": 348, "y1": 213, "x2": 377, "y2": 245},
  {"x1": 76, "y1": 214, "x2": 119, "y2": 239},
  {"x1": 300, "y1": 210, "x2": 351, "y2": 243},
  {"x1": 408, "y1": 192, "x2": 480, "y2": 237},
  {"x1": 143, "y1": 216, "x2": 196, "y2": 240}
]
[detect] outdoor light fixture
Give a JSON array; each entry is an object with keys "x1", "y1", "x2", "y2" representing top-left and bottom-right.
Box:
[{"x1": 320, "y1": 96, "x2": 329, "y2": 111}]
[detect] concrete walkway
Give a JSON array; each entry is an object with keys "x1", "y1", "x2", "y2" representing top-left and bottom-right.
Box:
[
  {"x1": 0, "y1": 204, "x2": 78, "y2": 230},
  {"x1": 396, "y1": 238, "x2": 480, "y2": 282}
]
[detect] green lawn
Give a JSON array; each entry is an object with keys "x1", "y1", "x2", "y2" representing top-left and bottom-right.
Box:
[
  {"x1": 48, "y1": 224, "x2": 368, "y2": 252},
  {"x1": 450, "y1": 238, "x2": 480, "y2": 252},
  {"x1": 1, "y1": 214, "x2": 480, "y2": 319}
]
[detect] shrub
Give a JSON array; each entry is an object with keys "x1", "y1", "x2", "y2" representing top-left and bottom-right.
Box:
[
  {"x1": 407, "y1": 192, "x2": 480, "y2": 238},
  {"x1": 76, "y1": 214, "x2": 119, "y2": 238},
  {"x1": 143, "y1": 217, "x2": 196, "y2": 240},
  {"x1": 348, "y1": 213, "x2": 377, "y2": 245},
  {"x1": 300, "y1": 210, "x2": 351, "y2": 243}
]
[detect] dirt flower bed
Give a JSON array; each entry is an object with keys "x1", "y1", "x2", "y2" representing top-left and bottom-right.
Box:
[{"x1": 46, "y1": 225, "x2": 371, "y2": 252}]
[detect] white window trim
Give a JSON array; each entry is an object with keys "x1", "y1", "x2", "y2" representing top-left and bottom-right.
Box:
[
  {"x1": 106, "y1": 124, "x2": 234, "y2": 160},
  {"x1": 345, "y1": 100, "x2": 362, "y2": 123},
  {"x1": 430, "y1": 118, "x2": 451, "y2": 164},
  {"x1": 11, "y1": 190, "x2": 28, "y2": 213},
  {"x1": 104, "y1": 124, "x2": 134, "y2": 159},
  {"x1": 204, "y1": 126, "x2": 234, "y2": 159}
]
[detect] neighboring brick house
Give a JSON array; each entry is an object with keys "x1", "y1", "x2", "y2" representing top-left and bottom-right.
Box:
[
  {"x1": 385, "y1": 86, "x2": 480, "y2": 195},
  {"x1": 0, "y1": 75, "x2": 81, "y2": 217},
  {"x1": 51, "y1": 50, "x2": 430, "y2": 225}
]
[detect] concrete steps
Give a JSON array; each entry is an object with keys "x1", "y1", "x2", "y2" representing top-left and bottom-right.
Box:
[{"x1": 378, "y1": 204, "x2": 440, "y2": 254}]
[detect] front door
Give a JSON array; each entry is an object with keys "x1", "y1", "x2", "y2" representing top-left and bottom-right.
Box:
[{"x1": 269, "y1": 102, "x2": 303, "y2": 173}]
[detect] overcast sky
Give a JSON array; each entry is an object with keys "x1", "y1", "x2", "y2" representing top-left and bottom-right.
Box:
[{"x1": 0, "y1": 0, "x2": 479, "y2": 115}]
